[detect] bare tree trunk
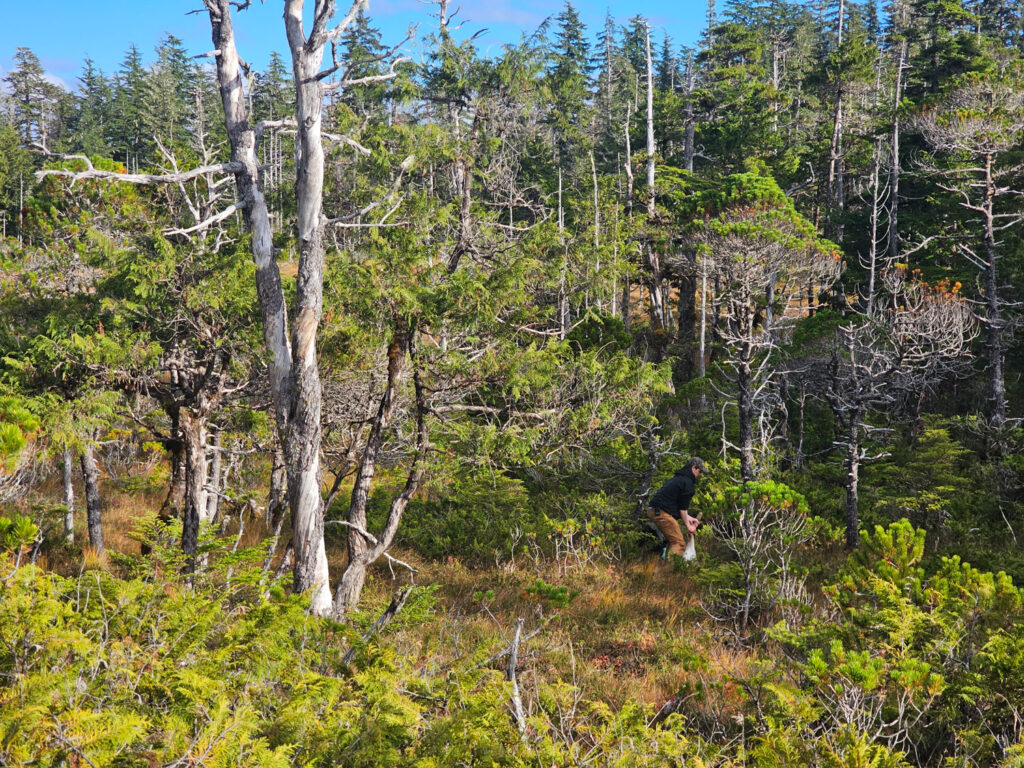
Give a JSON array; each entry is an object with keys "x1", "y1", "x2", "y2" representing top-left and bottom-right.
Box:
[
  {"x1": 889, "y1": 39, "x2": 907, "y2": 263},
  {"x1": 827, "y1": 0, "x2": 846, "y2": 243},
  {"x1": 207, "y1": 0, "x2": 291, "y2": 433},
  {"x1": 508, "y1": 617, "x2": 527, "y2": 735},
  {"x1": 450, "y1": 155, "x2": 473, "y2": 272},
  {"x1": 983, "y1": 153, "x2": 1006, "y2": 428},
  {"x1": 205, "y1": 428, "x2": 223, "y2": 524},
  {"x1": 795, "y1": 382, "x2": 807, "y2": 469},
  {"x1": 642, "y1": 22, "x2": 667, "y2": 343},
  {"x1": 863, "y1": 139, "x2": 884, "y2": 317},
  {"x1": 645, "y1": 22, "x2": 656, "y2": 217},
  {"x1": 624, "y1": 104, "x2": 634, "y2": 214},
  {"x1": 557, "y1": 165, "x2": 568, "y2": 337},
  {"x1": 267, "y1": 443, "x2": 287, "y2": 528},
  {"x1": 684, "y1": 56, "x2": 696, "y2": 173},
  {"x1": 335, "y1": 343, "x2": 427, "y2": 614},
  {"x1": 844, "y1": 415, "x2": 861, "y2": 548},
  {"x1": 161, "y1": 407, "x2": 186, "y2": 523},
  {"x1": 623, "y1": 107, "x2": 634, "y2": 333},
  {"x1": 338, "y1": 324, "x2": 410, "y2": 611},
  {"x1": 62, "y1": 448, "x2": 75, "y2": 544},
  {"x1": 737, "y1": 357, "x2": 755, "y2": 481},
  {"x1": 80, "y1": 444, "x2": 103, "y2": 552},
  {"x1": 283, "y1": 0, "x2": 336, "y2": 615},
  {"x1": 179, "y1": 408, "x2": 209, "y2": 571},
  {"x1": 677, "y1": 268, "x2": 697, "y2": 380},
  {"x1": 590, "y1": 151, "x2": 601, "y2": 309}
]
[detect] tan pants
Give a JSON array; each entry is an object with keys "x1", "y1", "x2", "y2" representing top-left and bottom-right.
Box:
[{"x1": 648, "y1": 508, "x2": 688, "y2": 557}]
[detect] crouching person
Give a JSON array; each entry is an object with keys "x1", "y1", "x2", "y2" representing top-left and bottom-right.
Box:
[{"x1": 647, "y1": 457, "x2": 707, "y2": 561}]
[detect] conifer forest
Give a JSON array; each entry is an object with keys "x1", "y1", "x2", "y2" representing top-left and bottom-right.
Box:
[{"x1": 3, "y1": 0, "x2": 1024, "y2": 764}]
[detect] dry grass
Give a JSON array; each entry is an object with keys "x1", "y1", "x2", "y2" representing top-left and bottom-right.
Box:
[
  {"x1": 81, "y1": 545, "x2": 111, "y2": 571},
  {"x1": 25, "y1": 474, "x2": 760, "y2": 719}
]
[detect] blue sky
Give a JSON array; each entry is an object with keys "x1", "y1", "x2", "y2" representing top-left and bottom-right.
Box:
[{"x1": 0, "y1": 0, "x2": 706, "y2": 91}]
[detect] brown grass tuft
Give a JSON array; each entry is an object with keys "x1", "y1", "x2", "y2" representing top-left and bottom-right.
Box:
[{"x1": 81, "y1": 546, "x2": 110, "y2": 571}]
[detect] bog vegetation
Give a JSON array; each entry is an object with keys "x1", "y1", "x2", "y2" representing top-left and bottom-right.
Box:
[{"x1": 0, "y1": 0, "x2": 1023, "y2": 764}]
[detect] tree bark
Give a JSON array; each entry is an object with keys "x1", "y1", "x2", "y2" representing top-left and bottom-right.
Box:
[
  {"x1": 335, "y1": 349, "x2": 427, "y2": 614},
  {"x1": 284, "y1": 0, "x2": 336, "y2": 615},
  {"x1": 645, "y1": 22, "x2": 656, "y2": 217},
  {"x1": 205, "y1": 428, "x2": 223, "y2": 524},
  {"x1": 338, "y1": 323, "x2": 410, "y2": 611},
  {"x1": 889, "y1": 39, "x2": 907, "y2": 262},
  {"x1": 827, "y1": 0, "x2": 846, "y2": 243},
  {"x1": 684, "y1": 57, "x2": 696, "y2": 173},
  {"x1": 676, "y1": 271, "x2": 697, "y2": 380},
  {"x1": 737, "y1": 356, "x2": 755, "y2": 481},
  {"x1": 206, "y1": 0, "x2": 344, "y2": 614},
  {"x1": 62, "y1": 448, "x2": 75, "y2": 544},
  {"x1": 267, "y1": 443, "x2": 288, "y2": 529},
  {"x1": 983, "y1": 153, "x2": 1006, "y2": 428},
  {"x1": 179, "y1": 408, "x2": 209, "y2": 570},
  {"x1": 161, "y1": 406, "x2": 186, "y2": 523},
  {"x1": 642, "y1": 22, "x2": 667, "y2": 343},
  {"x1": 80, "y1": 444, "x2": 103, "y2": 552},
  {"x1": 844, "y1": 414, "x2": 861, "y2": 548}
]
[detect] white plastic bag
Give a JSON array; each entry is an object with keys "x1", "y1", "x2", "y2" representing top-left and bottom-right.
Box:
[{"x1": 682, "y1": 536, "x2": 696, "y2": 561}]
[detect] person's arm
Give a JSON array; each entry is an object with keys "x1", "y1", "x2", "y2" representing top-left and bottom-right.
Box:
[{"x1": 682, "y1": 509, "x2": 701, "y2": 534}]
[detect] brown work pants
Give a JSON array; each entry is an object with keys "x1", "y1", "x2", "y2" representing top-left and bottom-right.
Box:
[{"x1": 648, "y1": 508, "x2": 688, "y2": 557}]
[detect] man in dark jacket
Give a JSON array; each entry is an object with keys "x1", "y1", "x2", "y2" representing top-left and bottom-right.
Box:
[{"x1": 647, "y1": 457, "x2": 707, "y2": 559}]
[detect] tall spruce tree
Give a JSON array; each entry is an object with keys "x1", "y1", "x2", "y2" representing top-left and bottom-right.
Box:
[
  {"x1": 73, "y1": 59, "x2": 113, "y2": 157},
  {"x1": 111, "y1": 45, "x2": 149, "y2": 170}
]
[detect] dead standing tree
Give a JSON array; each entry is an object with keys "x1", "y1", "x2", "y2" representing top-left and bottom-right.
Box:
[
  {"x1": 39, "y1": 0, "x2": 407, "y2": 615},
  {"x1": 911, "y1": 71, "x2": 1024, "y2": 433},
  {"x1": 825, "y1": 268, "x2": 976, "y2": 548},
  {"x1": 206, "y1": 0, "x2": 411, "y2": 614}
]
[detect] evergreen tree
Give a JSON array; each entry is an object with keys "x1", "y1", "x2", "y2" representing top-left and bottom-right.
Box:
[
  {"x1": 335, "y1": 10, "x2": 389, "y2": 121},
  {"x1": 695, "y1": 23, "x2": 784, "y2": 173},
  {"x1": 4, "y1": 48, "x2": 62, "y2": 146},
  {"x1": 110, "y1": 45, "x2": 149, "y2": 170},
  {"x1": 0, "y1": 119, "x2": 32, "y2": 235},
  {"x1": 546, "y1": 2, "x2": 593, "y2": 166},
  {"x1": 143, "y1": 35, "x2": 201, "y2": 158},
  {"x1": 73, "y1": 59, "x2": 113, "y2": 157},
  {"x1": 252, "y1": 51, "x2": 294, "y2": 122}
]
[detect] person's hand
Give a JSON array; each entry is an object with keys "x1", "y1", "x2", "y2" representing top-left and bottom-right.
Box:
[{"x1": 685, "y1": 515, "x2": 700, "y2": 534}]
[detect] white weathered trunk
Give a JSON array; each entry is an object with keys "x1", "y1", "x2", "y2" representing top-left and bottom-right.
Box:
[
  {"x1": 982, "y1": 154, "x2": 1006, "y2": 428},
  {"x1": 62, "y1": 448, "x2": 75, "y2": 544},
  {"x1": 207, "y1": 0, "x2": 291, "y2": 428},
  {"x1": 283, "y1": 0, "x2": 342, "y2": 615},
  {"x1": 827, "y1": 0, "x2": 846, "y2": 243},
  {"x1": 645, "y1": 22, "x2": 656, "y2": 217},
  {"x1": 206, "y1": 0, "x2": 348, "y2": 615},
  {"x1": 205, "y1": 429, "x2": 222, "y2": 524},
  {"x1": 889, "y1": 39, "x2": 906, "y2": 263}
]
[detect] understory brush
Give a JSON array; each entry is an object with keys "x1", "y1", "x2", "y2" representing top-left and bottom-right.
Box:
[{"x1": 3, "y1": 489, "x2": 1024, "y2": 767}]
